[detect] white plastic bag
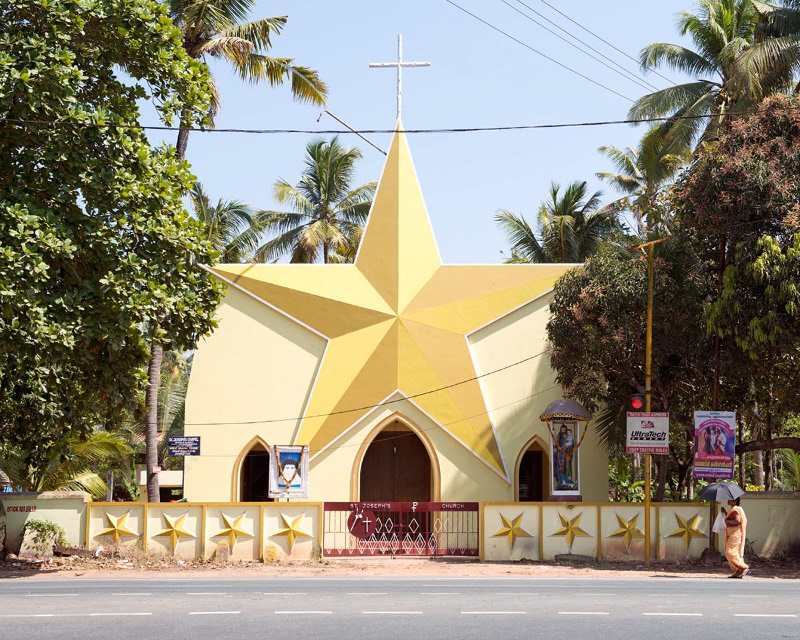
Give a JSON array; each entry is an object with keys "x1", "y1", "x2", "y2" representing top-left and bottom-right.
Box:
[{"x1": 712, "y1": 511, "x2": 726, "y2": 534}]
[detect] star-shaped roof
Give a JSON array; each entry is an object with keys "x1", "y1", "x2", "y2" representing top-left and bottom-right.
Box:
[{"x1": 208, "y1": 125, "x2": 575, "y2": 480}]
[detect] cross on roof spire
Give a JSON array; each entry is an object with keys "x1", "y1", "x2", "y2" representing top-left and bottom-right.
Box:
[{"x1": 369, "y1": 34, "x2": 430, "y2": 120}]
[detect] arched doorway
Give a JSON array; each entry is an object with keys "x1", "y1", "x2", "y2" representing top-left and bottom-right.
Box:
[
  {"x1": 359, "y1": 421, "x2": 433, "y2": 502},
  {"x1": 515, "y1": 436, "x2": 550, "y2": 502},
  {"x1": 239, "y1": 442, "x2": 272, "y2": 502}
]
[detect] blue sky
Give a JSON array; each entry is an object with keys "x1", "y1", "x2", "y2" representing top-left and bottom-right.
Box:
[{"x1": 145, "y1": 0, "x2": 694, "y2": 264}]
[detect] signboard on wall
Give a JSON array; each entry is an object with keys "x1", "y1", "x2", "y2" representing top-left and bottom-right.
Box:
[
  {"x1": 626, "y1": 412, "x2": 669, "y2": 454},
  {"x1": 167, "y1": 436, "x2": 200, "y2": 456},
  {"x1": 693, "y1": 411, "x2": 736, "y2": 480},
  {"x1": 269, "y1": 445, "x2": 309, "y2": 499}
]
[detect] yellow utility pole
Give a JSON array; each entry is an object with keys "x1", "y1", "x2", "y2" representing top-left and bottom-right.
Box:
[{"x1": 630, "y1": 238, "x2": 667, "y2": 567}]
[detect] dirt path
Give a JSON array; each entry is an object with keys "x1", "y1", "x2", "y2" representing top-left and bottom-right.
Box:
[{"x1": 2, "y1": 556, "x2": 798, "y2": 580}]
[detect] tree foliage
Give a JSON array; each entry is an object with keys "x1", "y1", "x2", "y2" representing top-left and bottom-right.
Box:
[
  {"x1": 0, "y1": 0, "x2": 223, "y2": 471},
  {"x1": 496, "y1": 181, "x2": 622, "y2": 264},
  {"x1": 257, "y1": 136, "x2": 376, "y2": 264}
]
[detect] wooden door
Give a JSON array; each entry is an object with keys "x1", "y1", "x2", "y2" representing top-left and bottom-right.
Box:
[{"x1": 360, "y1": 430, "x2": 431, "y2": 502}]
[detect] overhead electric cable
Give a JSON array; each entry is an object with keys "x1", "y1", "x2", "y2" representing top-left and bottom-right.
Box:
[
  {"x1": 184, "y1": 347, "x2": 554, "y2": 426},
  {"x1": 443, "y1": 0, "x2": 635, "y2": 102},
  {"x1": 188, "y1": 385, "x2": 561, "y2": 450},
  {"x1": 533, "y1": 0, "x2": 677, "y2": 86},
  {"x1": 506, "y1": 0, "x2": 660, "y2": 92},
  {"x1": 3, "y1": 103, "x2": 792, "y2": 135}
]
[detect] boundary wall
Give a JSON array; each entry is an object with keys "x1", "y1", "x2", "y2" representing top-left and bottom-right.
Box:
[{"x1": 1, "y1": 493, "x2": 798, "y2": 562}]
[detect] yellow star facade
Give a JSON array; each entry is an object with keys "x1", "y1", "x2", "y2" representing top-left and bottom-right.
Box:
[{"x1": 183, "y1": 127, "x2": 608, "y2": 503}]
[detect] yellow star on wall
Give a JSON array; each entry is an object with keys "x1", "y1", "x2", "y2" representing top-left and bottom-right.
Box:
[
  {"x1": 206, "y1": 125, "x2": 574, "y2": 481},
  {"x1": 550, "y1": 512, "x2": 591, "y2": 552},
  {"x1": 271, "y1": 512, "x2": 312, "y2": 553},
  {"x1": 667, "y1": 513, "x2": 706, "y2": 550},
  {"x1": 609, "y1": 512, "x2": 645, "y2": 553},
  {"x1": 155, "y1": 512, "x2": 195, "y2": 554},
  {"x1": 97, "y1": 511, "x2": 138, "y2": 544},
  {"x1": 491, "y1": 513, "x2": 532, "y2": 550},
  {"x1": 214, "y1": 512, "x2": 253, "y2": 552}
]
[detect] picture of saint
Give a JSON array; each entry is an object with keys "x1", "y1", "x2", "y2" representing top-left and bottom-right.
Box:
[
  {"x1": 277, "y1": 452, "x2": 303, "y2": 489},
  {"x1": 553, "y1": 423, "x2": 577, "y2": 491}
]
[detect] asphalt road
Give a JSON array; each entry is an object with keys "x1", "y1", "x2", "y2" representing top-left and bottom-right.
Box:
[{"x1": 0, "y1": 576, "x2": 798, "y2": 640}]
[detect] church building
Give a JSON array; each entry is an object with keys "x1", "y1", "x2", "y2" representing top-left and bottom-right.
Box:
[{"x1": 183, "y1": 127, "x2": 608, "y2": 504}]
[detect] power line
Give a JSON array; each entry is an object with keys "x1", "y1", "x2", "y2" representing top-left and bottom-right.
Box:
[
  {"x1": 184, "y1": 347, "x2": 554, "y2": 426},
  {"x1": 532, "y1": 0, "x2": 677, "y2": 86},
  {"x1": 2, "y1": 103, "x2": 791, "y2": 135},
  {"x1": 186, "y1": 385, "x2": 561, "y2": 454},
  {"x1": 506, "y1": 0, "x2": 660, "y2": 92},
  {"x1": 443, "y1": 0, "x2": 635, "y2": 102}
]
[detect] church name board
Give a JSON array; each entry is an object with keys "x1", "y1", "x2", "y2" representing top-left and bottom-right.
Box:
[
  {"x1": 328, "y1": 502, "x2": 479, "y2": 512},
  {"x1": 167, "y1": 436, "x2": 201, "y2": 456}
]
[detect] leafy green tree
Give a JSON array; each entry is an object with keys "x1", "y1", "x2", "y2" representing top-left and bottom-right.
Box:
[
  {"x1": 191, "y1": 183, "x2": 264, "y2": 262},
  {"x1": 596, "y1": 128, "x2": 689, "y2": 232},
  {"x1": 675, "y1": 93, "x2": 800, "y2": 488},
  {"x1": 546, "y1": 239, "x2": 718, "y2": 499},
  {"x1": 167, "y1": 0, "x2": 328, "y2": 157},
  {"x1": 746, "y1": 0, "x2": 800, "y2": 94},
  {"x1": 630, "y1": 0, "x2": 792, "y2": 152},
  {"x1": 496, "y1": 181, "x2": 621, "y2": 263},
  {"x1": 0, "y1": 433, "x2": 132, "y2": 498},
  {"x1": 0, "y1": 0, "x2": 223, "y2": 484},
  {"x1": 256, "y1": 137, "x2": 377, "y2": 263}
]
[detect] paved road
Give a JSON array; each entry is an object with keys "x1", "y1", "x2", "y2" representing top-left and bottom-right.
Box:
[{"x1": 0, "y1": 576, "x2": 798, "y2": 639}]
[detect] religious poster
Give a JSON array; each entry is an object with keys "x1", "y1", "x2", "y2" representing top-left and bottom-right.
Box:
[
  {"x1": 550, "y1": 420, "x2": 580, "y2": 494},
  {"x1": 626, "y1": 412, "x2": 669, "y2": 454},
  {"x1": 693, "y1": 411, "x2": 736, "y2": 480},
  {"x1": 268, "y1": 445, "x2": 309, "y2": 498}
]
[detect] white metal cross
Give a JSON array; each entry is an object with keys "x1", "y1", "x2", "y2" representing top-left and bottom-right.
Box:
[{"x1": 369, "y1": 34, "x2": 430, "y2": 120}]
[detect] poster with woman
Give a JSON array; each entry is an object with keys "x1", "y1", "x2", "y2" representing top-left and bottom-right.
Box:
[{"x1": 693, "y1": 411, "x2": 736, "y2": 480}]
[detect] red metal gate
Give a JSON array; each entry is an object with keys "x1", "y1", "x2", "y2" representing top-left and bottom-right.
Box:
[{"x1": 322, "y1": 502, "x2": 479, "y2": 557}]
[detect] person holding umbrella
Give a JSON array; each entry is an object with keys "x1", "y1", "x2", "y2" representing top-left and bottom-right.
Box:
[
  {"x1": 698, "y1": 481, "x2": 749, "y2": 578},
  {"x1": 721, "y1": 498, "x2": 749, "y2": 578}
]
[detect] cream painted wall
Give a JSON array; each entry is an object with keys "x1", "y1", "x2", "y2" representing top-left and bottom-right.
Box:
[
  {"x1": 185, "y1": 281, "x2": 609, "y2": 503},
  {"x1": 184, "y1": 286, "x2": 326, "y2": 501},
  {"x1": 1, "y1": 492, "x2": 89, "y2": 552}
]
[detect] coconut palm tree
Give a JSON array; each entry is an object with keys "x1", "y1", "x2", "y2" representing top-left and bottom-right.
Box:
[
  {"x1": 191, "y1": 183, "x2": 264, "y2": 262},
  {"x1": 168, "y1": 0, "x2": 328, "y2": 158},
  {"x1": 596, "y1": 127, "x2": 690, "y2": 232},
  {"x1": 0, "y1": 433, "x2": 133, "y2": 499},
  {"x1": 145, "y1": 2, "x2": 328, "y2": 503},
  {"x1": 496, "y1": 181, "x2": 622, "y2": 264},
  {"x1": 744, "y1": 1, "x2": 800, "y2": 94},
  {"x1": 255, "y1": 137, "x2": 377, "y2": 264},
  {"x1": 630, "y1": 0, "x2": 793, "y2": 153}
]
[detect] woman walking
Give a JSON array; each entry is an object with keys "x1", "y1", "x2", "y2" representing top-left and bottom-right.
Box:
[{"x1": 721, "y1": 498, "x2": 749, "y2": 578}]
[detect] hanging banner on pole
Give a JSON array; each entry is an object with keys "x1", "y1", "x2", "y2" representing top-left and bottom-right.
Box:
[
  {"x1": 626, "y1": 412, "x2": 669, "y2": 454},
  {"x1": 693, "y1": 411, "x2": 736, "y2": 479},
  {"x1": 269, "y1": 445, "x2": 309, "y2": 498}
]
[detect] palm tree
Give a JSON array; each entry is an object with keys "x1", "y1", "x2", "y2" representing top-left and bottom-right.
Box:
[
  {"x1": 630, "y1": 0, "x2": 792, "y2": 153},
  {"x1": 145, "y1": 1, "x2": 328, "y2": 502},
  {"x1": 596, "y1": 127, "x2": 690, "y2": 231},
  {"x1": 191, "y1": 183, "x2": 264, "y2": 262},
  {"x1": 167, "y1": 0, "x2": 328, "y2": 157},
  {"x1": 255, "y1": 137, "x2": 377, "y2": 264},
  {"x1": 495, "y1": 181, "x2": 621, "y2": 263},
  {"x1": 745, "y1": 1, "x2": 800, "y2": 94},
  {"x1": 0, "y1": 433, "x2": 132, "y2": 499}
]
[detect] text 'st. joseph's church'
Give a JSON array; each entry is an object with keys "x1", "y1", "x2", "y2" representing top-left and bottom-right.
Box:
[{"x1": 183, "y1": 126, "x2": 608, "y2": 503}]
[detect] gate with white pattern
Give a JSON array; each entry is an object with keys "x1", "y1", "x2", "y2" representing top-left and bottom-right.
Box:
[{"x1": 322, "y1": 502, "x2": 479, "y2": 557}]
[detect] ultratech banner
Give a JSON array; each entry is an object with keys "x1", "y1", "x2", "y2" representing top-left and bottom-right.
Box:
[{"x1": 626, "y1": 412, "x2": 669, "y2": 454}]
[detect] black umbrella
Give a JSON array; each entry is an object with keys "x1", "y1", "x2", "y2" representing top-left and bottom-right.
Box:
[{"x1": 698, "y1": 481, "x2": 746, "y2": 502}]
